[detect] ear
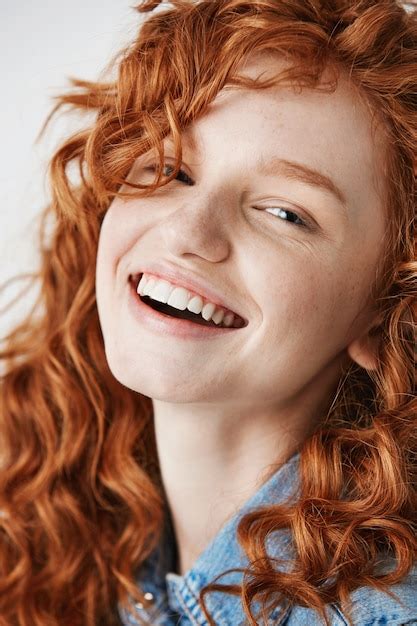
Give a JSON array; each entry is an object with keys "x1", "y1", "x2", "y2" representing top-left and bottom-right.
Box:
[{"x1": 346, "y1": 316, "x2": 383, "y2": 372}]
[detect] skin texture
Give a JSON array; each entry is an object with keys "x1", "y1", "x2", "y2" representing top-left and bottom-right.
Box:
[{"x1": 95, "y1": 53, "x2": 388, "y2": 575}]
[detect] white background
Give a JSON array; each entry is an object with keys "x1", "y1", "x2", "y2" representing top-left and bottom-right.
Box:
[{"x1": 0, "y1": 1, "x2": 169, "y2": 340}]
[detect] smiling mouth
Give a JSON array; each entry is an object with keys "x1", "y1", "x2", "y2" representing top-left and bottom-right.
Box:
[
  {"x1": 140, "y1": 295, "x2": 223, "y2": 326},
  {"x1": 129, "y1": 274, "x2": 245, "y2": 329}
]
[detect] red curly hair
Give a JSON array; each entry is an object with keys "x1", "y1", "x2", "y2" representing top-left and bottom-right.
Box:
[{"x1": 0, "y1": 1, "x2": 416, "y2": 625}]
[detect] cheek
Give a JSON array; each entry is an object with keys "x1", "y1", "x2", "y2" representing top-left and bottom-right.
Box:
[
  {"x1": 96, "y1": 211, "x2": 117, "y2": 308},
  {"x1": 96, "y1": 203, "x2": 131, "y2": 326},
  {"x1": 259, "y1": 260, "x2": 351, "y2": 342},
  {"x1": 97, "y1": 200, "x2": 132, "y2": 267},
  {"x1": 96, "y1": 198, "x2": 146, "y2": 289}
]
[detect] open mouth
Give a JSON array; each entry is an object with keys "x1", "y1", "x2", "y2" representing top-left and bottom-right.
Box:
[
  {"x1": 130, "y1": 274, "x2": 245, "y2": 329},
  {"x1": 139, "y1": 295, "x2": 224, "y2": 327}
]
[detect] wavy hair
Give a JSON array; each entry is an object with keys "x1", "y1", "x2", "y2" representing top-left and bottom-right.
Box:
[{"x1": 0, "y1": 1, "x2": 416, "y2": 625}]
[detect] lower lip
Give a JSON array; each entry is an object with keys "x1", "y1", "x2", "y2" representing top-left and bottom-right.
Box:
[{"x1": 127, "y1": 280, "x2": 242, "y2": 339}]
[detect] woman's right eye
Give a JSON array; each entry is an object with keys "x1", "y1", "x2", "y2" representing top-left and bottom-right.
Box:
[{"x1": 144, "y1": 164, "x2": 194, "y2": 186}]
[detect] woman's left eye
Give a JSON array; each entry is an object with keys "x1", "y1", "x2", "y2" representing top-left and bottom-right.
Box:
[{"x1": 259, "y1": 206, "x2": 309, "y2": 228}]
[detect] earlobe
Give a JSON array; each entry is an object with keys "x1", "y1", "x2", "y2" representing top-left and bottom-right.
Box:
[{"x1": 346, "y1": 327, "x2": 381, "y2": 371}]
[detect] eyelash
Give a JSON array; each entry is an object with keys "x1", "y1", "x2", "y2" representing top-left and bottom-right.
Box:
[
  {"x1": 144, "y1": 164, "x2": 309, "y2": 229},
  {"x1": 145, "y1": 164, "x2": 194, "y2": 186}
]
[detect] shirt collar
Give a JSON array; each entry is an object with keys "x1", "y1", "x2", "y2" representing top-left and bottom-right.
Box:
[{"x1": 120, "y1": 450, "x2": 301, "y2": 625}]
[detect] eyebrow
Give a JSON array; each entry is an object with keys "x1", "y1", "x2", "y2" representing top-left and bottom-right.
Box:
[{"x1": 256, "y1": 156, "x2": 348, "y2": 210}]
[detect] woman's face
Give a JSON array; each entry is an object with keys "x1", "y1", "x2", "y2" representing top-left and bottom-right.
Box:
[{"x1": 96, "y1": 53, "x2": 387, "y2": 415}]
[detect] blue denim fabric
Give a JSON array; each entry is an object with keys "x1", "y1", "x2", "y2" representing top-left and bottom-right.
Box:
[{"x1": 118, "y1": 451, "x2": 417, "y2": 626}]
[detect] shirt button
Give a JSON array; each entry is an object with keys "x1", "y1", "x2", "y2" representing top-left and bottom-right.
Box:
[{"x1": 135, "y1": 591, "x2": 154, "y2": 609}]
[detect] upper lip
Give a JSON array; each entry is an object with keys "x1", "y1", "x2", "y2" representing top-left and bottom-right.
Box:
[{"x1": 130, "y1": 261, "x2": 248, "y2": 324}]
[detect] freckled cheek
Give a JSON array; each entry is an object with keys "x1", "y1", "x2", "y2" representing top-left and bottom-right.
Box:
[{"x1": 259, "y1": 270, "x2": 340, "y2": 336}]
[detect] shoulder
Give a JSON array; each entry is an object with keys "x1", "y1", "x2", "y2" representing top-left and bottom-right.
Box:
[
  {"x1": 284, "y1": 566, "x2": 417, "y2": 626},
  {"x1": 344, "y1": 565, "x2": 417, "y2": 626}
]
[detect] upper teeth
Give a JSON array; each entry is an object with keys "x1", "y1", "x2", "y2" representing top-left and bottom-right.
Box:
[{"x1": 136, "y1": 273, "x2": 240, "y2": 327}]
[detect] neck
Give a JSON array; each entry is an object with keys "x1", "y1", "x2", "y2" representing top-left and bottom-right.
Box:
[{"x1": 152, "y1": 386, "x2": 333, "y2": 576}]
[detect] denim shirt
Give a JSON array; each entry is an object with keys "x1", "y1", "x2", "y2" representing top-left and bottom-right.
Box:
[{"x1": 119, "y1": 451, "x2": 417, "y2": 626}]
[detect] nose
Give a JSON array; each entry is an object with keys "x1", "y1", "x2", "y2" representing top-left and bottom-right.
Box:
[{"x1": 159, "y1": 190, "x2": 233, "y2": 263}]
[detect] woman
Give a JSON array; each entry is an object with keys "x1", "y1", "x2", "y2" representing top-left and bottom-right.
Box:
[{"x1": 0, "y1": 0, "x2": 416, "y2": 625}]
